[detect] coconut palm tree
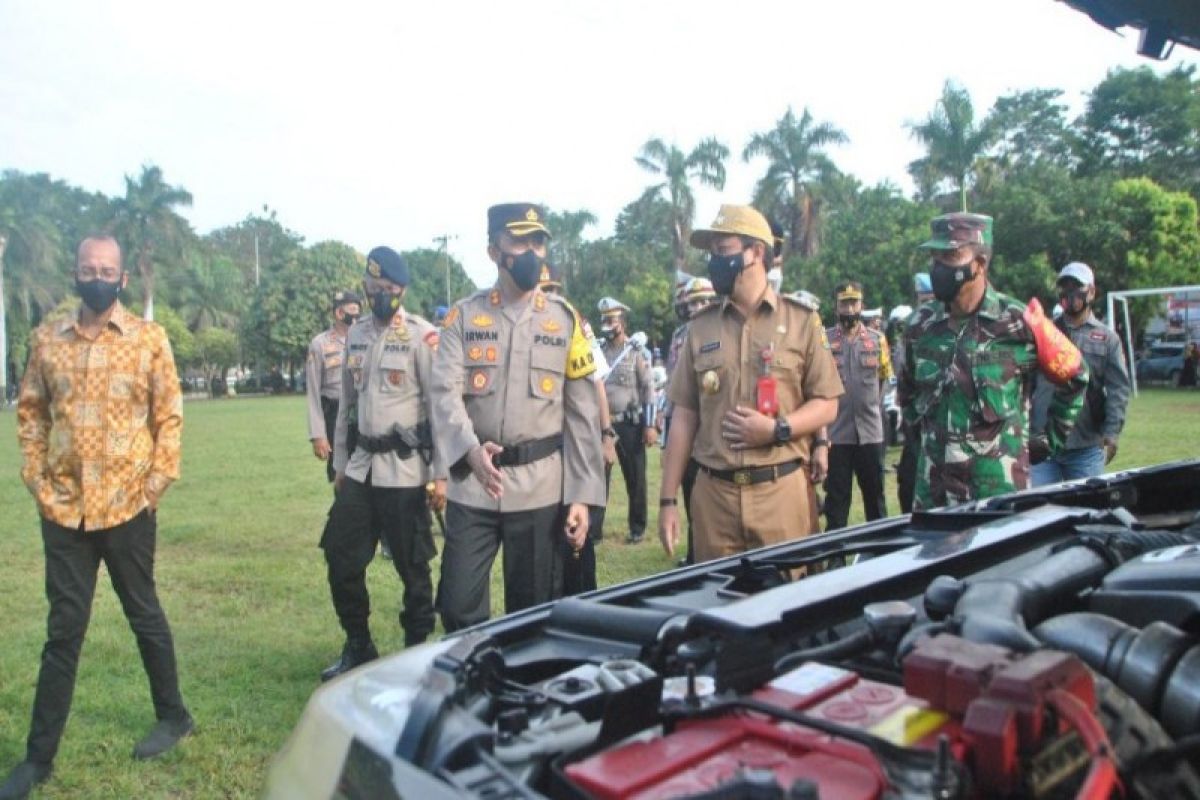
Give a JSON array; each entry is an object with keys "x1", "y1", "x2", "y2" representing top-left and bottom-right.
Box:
[
  {"x1": 547, "y1": 208, "x2": 598, "y2": 291},
  {"x1": 907, "y1": 81, "x2": 995, "y2": 212},
  {"x1": 113, "y1": 165, "x2": 193, "y2": 320},
  {"x1": 743, "y1": 106, "x2": 848, "y2": 259},
  {"x1": 635, "y1": 137, "x2": 729, "y2": 272},
  {"x1": 0, "y1": 192, "x2": 63, "y2": 402}
]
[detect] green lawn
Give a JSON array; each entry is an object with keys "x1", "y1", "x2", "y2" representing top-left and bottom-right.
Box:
[{"x1": 0, "y1": 389, "x2": 1197, "y2": 798}]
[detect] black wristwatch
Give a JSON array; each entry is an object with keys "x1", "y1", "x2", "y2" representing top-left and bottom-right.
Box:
[
  {"x1": 773, "y1": 417, "x2": 792, "y2": 446},
  {"x1": 812, "y1": 437, "x2": 830, "y2": 449},
  {"x1": 601, "y1": 427, "x2": 617, "y2": 439}
]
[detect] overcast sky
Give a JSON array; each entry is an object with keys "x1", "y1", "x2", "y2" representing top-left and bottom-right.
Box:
[{"x1": 3, "y1": 0, "x2": 1197, "y2": 286}]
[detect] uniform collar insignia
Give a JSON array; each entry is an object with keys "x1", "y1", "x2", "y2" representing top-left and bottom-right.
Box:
[
  {"x1": 534, "y1": 293, "x2": 546, "y2": 312},
  {"x1": 489, "y1": 289, "x2": 501, "y2": 306}
]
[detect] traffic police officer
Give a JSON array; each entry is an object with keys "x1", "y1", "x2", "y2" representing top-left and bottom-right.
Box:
[
  {"x1": 897, "y1": 213, "x2": 1088, "y2": 509},
  {"x1": 431, "y1": 203, "x2": 604, "y2": 631},
  {"x1": 1030, "y1": 262, "x2": 1131, "y2": 484},
  {"x1": 658, "y1": 204, "x2": 843, "y2": 562},
  {"x1": 305, "y1": 291, "x2": 361, "y2": 482},
  {"x1": 815, "y1": 281, "x2": 893, "y2": 530},
  {"x1": 320, "y1": 246, "x2": 444, "y2": 681},
  {"x1": 597, "y1": 296, "x2": 656, "y2": 544}
]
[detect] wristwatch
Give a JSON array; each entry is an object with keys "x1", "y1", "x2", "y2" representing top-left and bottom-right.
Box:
[
  {"x1": 601, "y1": 427, "x2": 617, "y2": 439},
  {"x1": 773, "y1": 417, "x2": 792, "y2": 446},
  {"x1": 812, "y1": 437, "x2": 830, "y2": 449}
]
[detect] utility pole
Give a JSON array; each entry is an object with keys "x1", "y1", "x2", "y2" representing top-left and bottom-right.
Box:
[{"x1": 433, "y1": 234, "x2": 458, "y2": 306}]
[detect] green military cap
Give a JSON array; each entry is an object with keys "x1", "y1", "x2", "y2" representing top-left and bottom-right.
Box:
[
  {"x1": 488, "y1": 203, "x2": 552, "y2": 239},
  {"x1": 918, "y1": 212, "x2": 994, "y2": 250}
]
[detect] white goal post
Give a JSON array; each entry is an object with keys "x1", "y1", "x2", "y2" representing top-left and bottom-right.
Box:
[{"x1": 1106, "y1": 285, "x2": 1200, "y2": 397}]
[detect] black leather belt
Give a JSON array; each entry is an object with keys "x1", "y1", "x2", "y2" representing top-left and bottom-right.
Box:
[
  {"x1": 494, "y1": 434, "x2": 564, "y2": 467},
  {"x1": 358, "y1": 433, "x2": 416, "y2": 458},
  {"x1": 702, "y1": 458, "x2": 803, "y2": 487}
]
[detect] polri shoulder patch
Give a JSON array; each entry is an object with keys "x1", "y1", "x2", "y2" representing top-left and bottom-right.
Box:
[{"x1": 700, "y1": 341, "x2": 721, "y2": 354}]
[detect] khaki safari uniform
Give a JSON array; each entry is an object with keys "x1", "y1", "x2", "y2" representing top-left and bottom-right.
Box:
[
  {"x1": 668, "y1": 287, "x2": 844, "y2": 562},
  {"x1": 322, "y1": 310, "x2": 443, "y2": 648},
  {"x1": 824, "y1": 323, "x2": 893, "y2": 530},
  {"x1": 306, "y1": 326, "x2": 346, "y2": 481},
  {"x1": 432, "y1": 287, "x2": 605, "y2": 630},
  {"x1": 597, "y1": 336, "x2": 654, "y2": 540}
]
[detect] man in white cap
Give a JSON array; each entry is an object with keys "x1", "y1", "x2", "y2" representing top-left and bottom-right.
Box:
[{"x1": 1030, "y1": 262, "x2": 1131, "y2": 485}]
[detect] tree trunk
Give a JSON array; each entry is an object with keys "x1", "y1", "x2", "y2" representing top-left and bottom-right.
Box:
[
  {"x1": 0, "y1": 235, "x2": 8, "y2": 407},
  {"x1": 671, "y1": 217, "x2": 687, "y2": 274}
]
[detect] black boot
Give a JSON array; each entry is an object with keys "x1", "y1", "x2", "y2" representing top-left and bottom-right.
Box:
[{"x1": 320, "y1": 638, "x2": 378, "y2": 682}]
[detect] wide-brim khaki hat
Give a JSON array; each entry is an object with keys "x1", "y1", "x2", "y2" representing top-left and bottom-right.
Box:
[{"x1": 690, "y1": 205, "x2": 773, "y2": 250}]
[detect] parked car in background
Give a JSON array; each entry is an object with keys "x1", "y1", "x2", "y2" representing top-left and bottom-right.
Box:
[{"x1": 1136, "y1": 343, "x2": 1186, "y2": 385}]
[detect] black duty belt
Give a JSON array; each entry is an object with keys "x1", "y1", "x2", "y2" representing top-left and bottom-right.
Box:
[
  {"x1": 358, "y1": 433, "x2": 417, "y2": 458},
  {"x1": 493, "y1": 434, "x2": 564, "y2": 467},
  {"x1": 702, "y1": 458, "x2": 803, "y2": 487}
]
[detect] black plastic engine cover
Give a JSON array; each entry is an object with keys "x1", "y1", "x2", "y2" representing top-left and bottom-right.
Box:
[{"x1": 1090, "y1": 544, "x2": 1200, "y2": 632}]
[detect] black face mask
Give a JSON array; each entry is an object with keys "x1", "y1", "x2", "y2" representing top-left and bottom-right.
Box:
[
  {"x1": 930, "y1": 262, "x2": 975, "y2": 304},
  {"x1": 838, "y1": 313, "x2": 861, "y2": 329},
  {"x1": 501, "y1": 250, "x2": 545, "y2": 292},
  {"x1": 337, "y1": 310, "x2": 358, "y2": 326},
  {"x1": 76, "y1": 278, "x2": 122, "y2": 313},
  {"x1": 707, "y1": 251, "x2": 746, "y2": 295},
  {"x1": 369, "y1": 291, "x2": 400, "y2": 321}
]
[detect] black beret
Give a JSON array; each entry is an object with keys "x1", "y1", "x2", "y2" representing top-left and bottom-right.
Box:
[
  {"x1": 365, "y1": 246, "x2": 409, "y2": 286},
  {"x1": 333, "y1": 289, "x2": 362, "y2": 308},
  {"x1": 487, "y1": 203, "x2": 552, "y2": 239}
]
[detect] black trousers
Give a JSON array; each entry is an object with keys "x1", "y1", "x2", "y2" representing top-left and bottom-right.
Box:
[
  {"x1": 26, "y1": 510, "x2": 188, "y2": 765},
  {"x1": 897, "y1": 432, "x2": 919, "y2": 515},
  {"x1": 596, "y1": 420, "x2": 647, "y2": 538},
  {"x1": 321, "y1": 396, "x2": 338, "y2": 483},
  {"x1": 438, "y1": 502, "x2": 562, "y2": 632},
  {"x1": 563, "y1": 507, "x2": 600, "y2": 596},
  {"x1": 681, "y1": 457, "x2": 699, "y2": 565},
  {"x1": 321, "y1": 476, "x2": 436, "y2": 645},
  {"x1": 823, "y1": 442, "x2": 888, "y2": 531}
]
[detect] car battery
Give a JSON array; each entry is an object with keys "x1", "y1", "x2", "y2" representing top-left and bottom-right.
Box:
[{"x1": 564, "y1": 662, "x2": 954, "y2": 800}]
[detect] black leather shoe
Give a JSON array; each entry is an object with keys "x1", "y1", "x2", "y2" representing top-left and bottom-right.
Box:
[
  {"x1": 0, "y1": 762, "x2": 52, "y2": 800},
  {"x1": 625, "y1": 532, "x2": 644, "y2": 544},
  {"x1": 320, "y1": 639, "x2": 378, "y2": 682},
  {"x1": 132, "y1": 714, "x2": 194, "y2": 760}
]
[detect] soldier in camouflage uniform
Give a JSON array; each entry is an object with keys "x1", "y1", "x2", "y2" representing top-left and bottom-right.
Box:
[{"x1": 896, "y1": 213, "x2": 1088, "y2": 510}]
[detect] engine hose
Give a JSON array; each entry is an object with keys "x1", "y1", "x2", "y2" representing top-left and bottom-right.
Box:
[
  {"x1": 954, "y1": 530, "x2": 1198, "y2": 653},
  {"x1": 774, "y1": 629, "x2": 874, "y2": 675},
  {"x1": 1046, "y1": 688, "x2": 1122, "y2": 800}
]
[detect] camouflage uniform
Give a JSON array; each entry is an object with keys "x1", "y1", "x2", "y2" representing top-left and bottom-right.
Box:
[{"x1": 897, "y1": 215, "x2": 1088, "y2": 510}]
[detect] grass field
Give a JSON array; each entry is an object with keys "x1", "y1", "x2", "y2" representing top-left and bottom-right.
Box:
[{"x1": 1, "y1": 389, "x2": 1198, "y2": 798}]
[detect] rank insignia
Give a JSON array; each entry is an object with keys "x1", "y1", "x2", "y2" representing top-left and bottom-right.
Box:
[
  {"x1": 540, "y1": 264, "x2": 550, "y2": 282},
  {"x1": 468, "y1": 345, "x2": 483, "y2": 360},
  {"x1": 702, "y1": 370, "x2": 720, "y2": 395},
  {"x1": 534, "y1": 294, "x2": 546, "y2": 312},
  {"x1": 471, "y1": 371, "x2": 489, "y2": 391},
  {"x1": 471, "y1": 314, "x2": 494, "y2": 328},
  {"x1": 540, "y1": 376, "x2": 555, "y2": 394},
  {"x1": 541, "y1": 319, "x2": 562, "y2": 334},
  {"x1": 489, "y1": 290, "x2": 501, "y2": 306}
]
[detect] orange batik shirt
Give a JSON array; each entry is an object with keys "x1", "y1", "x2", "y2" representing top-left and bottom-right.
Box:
[{"x1": 17, "y1": 302, "x2": 183, "y2": 531}]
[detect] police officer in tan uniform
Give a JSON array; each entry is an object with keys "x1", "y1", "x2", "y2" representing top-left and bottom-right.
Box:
[
  {"x1": 319, "y1": 246, "x2": 445, "y2": 681},
  {"x1": 596, "y1": 297, "x2": 656, "y2": 543},
  {"x1": 815, "y1": 281, "x2": 893, "y2": 530},
  {"x1": 305, "y1": 291, "x2": 361, "y2": 482},
  {"x1": 431, "y1": 204, "x2": 604, "y2": 631},
  {"x1": 659, "y1": 205, "x2": 843, "y2": 563}
]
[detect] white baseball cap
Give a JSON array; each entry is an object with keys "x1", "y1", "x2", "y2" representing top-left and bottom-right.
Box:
[{"x1": 1057, "y1": 262, "x2": 1094, "y2": 287}]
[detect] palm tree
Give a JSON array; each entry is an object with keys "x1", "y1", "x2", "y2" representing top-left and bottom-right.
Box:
[
  {"x1": 635, "y1": 137, "x2": 729, "y2": 272},
  {"x1": 546, "y1": 208, "x2": 598, "y2": 291},
  {"x1": 113, "y1": 165, "x2": 193, "y2": 320},
  {"x1": 743, "y1": 106, "x2": 848, "y2": 259},
  {"x1": 0, "y1": 197, "x2": 62, "y2": 403},
  {"x1": 907, "y1": 81, "x2": 994, "y2": 211}
]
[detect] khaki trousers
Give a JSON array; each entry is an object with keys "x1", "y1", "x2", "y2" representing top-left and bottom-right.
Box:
[{"x1": 690, "y1": 464, "x2": 815, "y2": 564}]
